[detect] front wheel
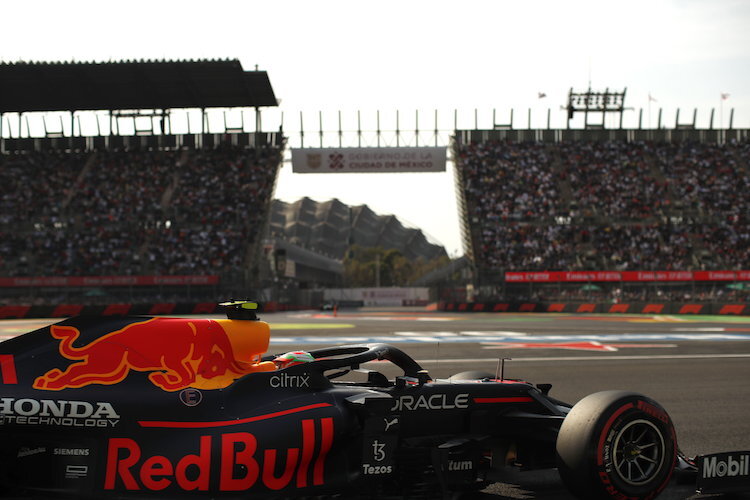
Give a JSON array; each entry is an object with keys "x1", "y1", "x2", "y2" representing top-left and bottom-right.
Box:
[{"x1": 556, "y1": 391, "x2": 677, "y2": 500}]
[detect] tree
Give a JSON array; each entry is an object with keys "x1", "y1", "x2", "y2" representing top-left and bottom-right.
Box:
[{"x1": 343, "y1": 245, "x2": 451, "y2": 287}]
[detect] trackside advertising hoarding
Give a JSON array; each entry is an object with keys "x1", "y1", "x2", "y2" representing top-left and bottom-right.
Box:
[
  {"x1": 0, "y1": 276, "x2": 219, "y2": 287},
  {"x1": 291, "y1": 147, "x2": 446, "y2": 173},
  {"x1": 697, "y1": 451, "x2": 750, "y2": 494},
  {"x1": 324, "y1": 287, "x2": 429, "y2": 307},
  {"x1": 505, "y1": 270, "x2": 750, "y2": 283}
]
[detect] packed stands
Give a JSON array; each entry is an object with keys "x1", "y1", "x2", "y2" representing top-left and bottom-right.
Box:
[
  {"x1": 455, "y1": 136, "x2": 750, "y2": 301},
  {"x1": 559, "y1": 141, "x2": 669, "y2": 220},
  {"x1": 3, "y1": 131, "x2": 750, "y2": 308},
  {"x1": 0, "y1": 145, "x2": 281, "y2": 279},
  {"x1": 0, "y1": 59, "x2": 287, "y2": 307}
]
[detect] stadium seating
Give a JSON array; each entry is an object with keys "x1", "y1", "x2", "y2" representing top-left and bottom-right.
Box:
[
  {"x1": 0, "y1": 145, "x2": 281, "y2": 278},
  {"x1": 2, "y1": 137, "x2": 749, "y2": 306},
  {"x1": 455, "y1": 138, "x2": 750, "y2": 273}
]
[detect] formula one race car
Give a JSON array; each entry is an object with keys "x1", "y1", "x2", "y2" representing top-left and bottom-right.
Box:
[{"x1": 0, "y1": 301, "x2": 737, "y2": 499}]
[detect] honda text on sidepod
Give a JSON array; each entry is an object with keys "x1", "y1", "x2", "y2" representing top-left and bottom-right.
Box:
[{"x1": 0, "y1": 301, "x2": 745, "y2": 498}]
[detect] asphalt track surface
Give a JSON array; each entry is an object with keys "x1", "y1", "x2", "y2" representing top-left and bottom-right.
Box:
[
  {"x1": 2, "y1": 309, "x2": 750, "y2": 499},
  {"x1": 268, "y1": 309, "x2": 750, "y2": 499}
]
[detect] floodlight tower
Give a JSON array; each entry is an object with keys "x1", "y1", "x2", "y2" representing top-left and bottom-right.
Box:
[{"x1": 566, "y1": 87, "x2": 628, "y2": 129}]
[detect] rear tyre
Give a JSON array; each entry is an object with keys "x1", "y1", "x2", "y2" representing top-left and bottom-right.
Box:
[{"x1": 556, "y1": 391, "x2": 676, "y2": 500}]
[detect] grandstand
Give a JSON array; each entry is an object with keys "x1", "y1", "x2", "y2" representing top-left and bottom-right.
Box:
[
  {"x1": 453, "y1": 129, "x2": 750, "y2": 306},
  {"x1": 1, "y1": 60, "x2": 750, "y2": 313},
  {"x1": 0, "y1": 60, "x2": 285, "y2": 307}
]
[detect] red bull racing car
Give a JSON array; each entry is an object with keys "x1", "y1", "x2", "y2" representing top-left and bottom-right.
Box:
[{"x1": 0, "y1": 301, "x2": 745, "y2": 498}]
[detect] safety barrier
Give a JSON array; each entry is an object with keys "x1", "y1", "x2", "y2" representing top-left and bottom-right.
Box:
[
  {"x1": 2, "y1": 301, "x2": 747, "y2": 319},
  {"x1": 0, "y1": 301, "x2": 310, "y2": 319},
  {"x1": 438, "y1": 302, "x2": 748, "y2": 315}
]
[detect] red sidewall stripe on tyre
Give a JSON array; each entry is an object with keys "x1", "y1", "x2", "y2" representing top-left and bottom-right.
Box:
[
  {"x1": 658, "y1": 425, "x2": 679, "y2": 497},
  {"x1": 597, "y1": 402, "x2": 634, "y2": 466},
  {"x1": 596, "y1": 399, "x2": 678, "y2": 500}
]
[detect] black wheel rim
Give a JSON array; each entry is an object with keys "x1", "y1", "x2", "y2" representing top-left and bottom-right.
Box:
[{"x1": 612, "y1": 419, "x2": 665, "y2": 486}]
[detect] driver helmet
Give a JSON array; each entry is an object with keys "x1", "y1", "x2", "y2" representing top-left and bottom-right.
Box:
[{"x1": 273, "y1": 350, "x2": 315, "y2": 369}]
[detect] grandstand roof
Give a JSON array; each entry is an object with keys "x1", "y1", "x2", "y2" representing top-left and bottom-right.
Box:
[{"x1": 0, "y1": 59, "x2": 278, "y2": 113}]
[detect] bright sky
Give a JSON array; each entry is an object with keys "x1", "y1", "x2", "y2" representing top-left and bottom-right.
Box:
[{"x1": 3, "y1": 0, "x2": 750, "y2": 257}]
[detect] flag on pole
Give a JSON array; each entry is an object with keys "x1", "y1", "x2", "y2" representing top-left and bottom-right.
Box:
[
  {"x1": 721, "y1": 93, "x2": 730, "y2": 100},
  {"x1": 648, "y1": 93, "x2": 657, "y2": 102},
  {"x1": 538, "y1": 92, "x2": 547, "y2": 99}
]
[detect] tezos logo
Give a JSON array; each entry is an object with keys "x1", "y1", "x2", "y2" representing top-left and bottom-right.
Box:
[
  {"x1": 362, "y1": 463, "x2": 393, "y2": 475},
  {"x1": 372, "y1": 440, "x2": 386, "y2": 462}
]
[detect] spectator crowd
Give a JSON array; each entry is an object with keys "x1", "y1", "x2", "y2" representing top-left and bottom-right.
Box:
[
  {"x1": 1, "y1": 145, "x2": 281, "y2": 277},
  {"x1": 457, "y1": 138, "x2": 750, "y2": 272},
  {"x1": 2, "y1": 138, "x2": 750, "y2": 306}
]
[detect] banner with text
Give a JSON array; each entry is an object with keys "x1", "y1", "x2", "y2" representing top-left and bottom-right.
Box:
[
  {"x1": 505, "y1": 270, "x2": 750, "y2": 283},
  {"x1": 324, "y1": 287, "x2": 429, "y2": 307},
  {"x1": 291, "y1": 147, "x2": 447, "y2": 173}
]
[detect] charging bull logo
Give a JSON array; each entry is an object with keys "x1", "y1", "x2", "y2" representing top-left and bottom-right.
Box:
[{"x1": 34, "y1": 318, "x2": 275, "y2": 392}]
